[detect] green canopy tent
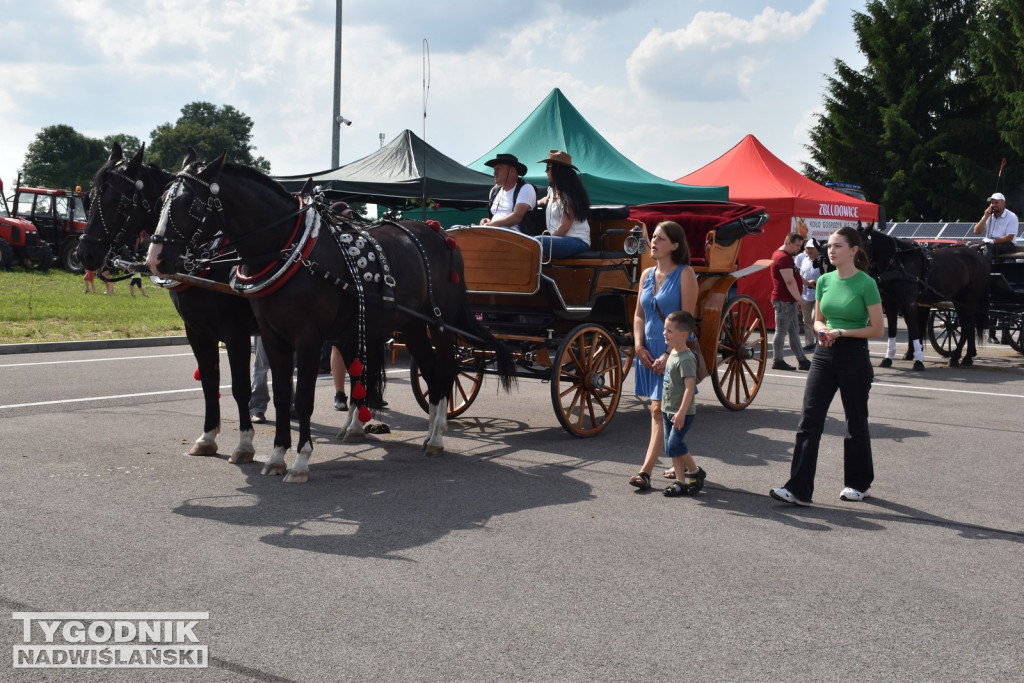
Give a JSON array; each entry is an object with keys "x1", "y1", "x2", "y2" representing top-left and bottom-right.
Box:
[
  {"x1": 274, "y1": 129, "x2": 494, "y2": 210},
  {"x1": 469, "y1": 88, "x2": 728, "y2": 206}
]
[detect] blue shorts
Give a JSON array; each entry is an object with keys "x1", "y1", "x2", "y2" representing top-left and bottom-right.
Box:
[{"x1": 662, "y1": 412, "x2": 695, "y2": 458}]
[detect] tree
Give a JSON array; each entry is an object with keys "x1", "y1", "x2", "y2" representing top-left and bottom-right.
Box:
[
  {"x1": 21, "y1": 125, "x2": 109, "y2": 189},
  {"x1": 103, "y1": 134, "x2": 142, "y2": 159},
  {"x1": 804, "y1": 0, "x2": 993, "y2": 220},
  {"x1": 148, "y1": 102, "x2": 271, "y2": 172}
]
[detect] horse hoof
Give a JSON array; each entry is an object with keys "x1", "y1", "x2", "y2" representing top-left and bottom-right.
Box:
[
  {"x1": 262, "y1": 463, "x2": 288, "y2": 476},
  {"x1": 335, "y1": 428, "x2": 347, "y2": 440},
  {"x1": 948, "y1": 359, "x2": 960, "y2": 368},
  {"x1": 424, "y1": 445, "x2": 444, "y2": 458},
  {"x1": 229, "y1": 449, "x2": 255, "y2": 464},
  {"x1": 189, "y1": 443, "x2": 218, "y2": 457},
  {"x1": 912, "y1": 361, "x2": 925, "y2": 371},
  {"x1": 961, "y1": 356, "x2": 973, "y2": 366},
  {"x1": 342, "y1": 431, "x2": 366, "y2": 443},
  {"x1": 879, "y1": 358, "x2": 893, "y2": 368},
  {"x1": 283, "y1": 469, "x2": 308, "y2": 483}
]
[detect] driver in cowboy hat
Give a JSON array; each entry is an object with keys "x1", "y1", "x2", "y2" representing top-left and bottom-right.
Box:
[{"x1": 479, "y1": 153, "x2": 536, "y2": 232}]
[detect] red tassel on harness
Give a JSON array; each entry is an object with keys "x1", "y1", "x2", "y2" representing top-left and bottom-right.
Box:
[
  {"x1": 358, "y1": 405, "x2": 372, "y2": 423},
  {"x1": 450, "y1": 272, "x2": 460, "y2": 283},
  {"x1": 348, "y1": 359, "x2": 363, "y2": 377},
  {"x1": 427, "y1": 220, "x2": 442, "y2": 232},
  {"x1": 193, "y1": 368, "x2": 201, "y2": 381},
  {"x1": 352, "y1": 383, "x2": 366, "y2": 400},
  {"x1": 445, "y1": 236, "x2": 458, "y2": 251}
]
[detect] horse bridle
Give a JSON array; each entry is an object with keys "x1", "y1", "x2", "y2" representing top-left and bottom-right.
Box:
[{"x1": 82, "y1": 164, "x2": 155, "y2": 253}]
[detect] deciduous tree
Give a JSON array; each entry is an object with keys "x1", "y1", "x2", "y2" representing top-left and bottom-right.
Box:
[{"x1": 148, "y1": 102, "x2": 270, "y2": 172}]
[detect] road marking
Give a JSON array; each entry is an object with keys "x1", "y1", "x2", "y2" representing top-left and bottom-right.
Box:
[
  {"x1": 765, "y1": 372, "x2": 1024, "y2": 399},
  {"x1": 0, "y1": 369, "x2": 408, "y2": 410},
  {"x1": 0, "y1": 352, "x2": 198, "y2": 368}
]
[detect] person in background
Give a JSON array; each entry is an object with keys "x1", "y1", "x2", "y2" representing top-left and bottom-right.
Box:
[
  {"x1": 129, "y1": 272, "x2": 147, "y2": 297},
  {"x1": 770, "y1": 232, "x2": 810, "y2": 371},
  {"x1": 973, "y1": 192, "x2": 1018, "y2": 264},
  {"x1": 535, "y1": 150, "x2": 591, "y2": 259},
  {"x1": 770, "y1": 226, "x2": 883, "y2": 506},
  {"x1": 628, "y1": 221, "x2": 698, "y2": 490},
  {"x1": 83, "y1": 270, "x2": 96, "y2": 293},
  {"x1": 795, "y1": 239, "x2": 821, "y2": 351},
  {"x1": 101, "y1": 269, "x2": 115, "y2": 295},
  {"x1": 479, "y1": 153, "x2": 536, "y2": 232}
]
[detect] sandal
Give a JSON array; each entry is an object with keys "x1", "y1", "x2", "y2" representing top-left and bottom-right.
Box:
[
  {"x1": 663, "y1": 481, "x2": 700, "y2": 497},
  {"x1": 663, "y1": 467, "x2": 676, "y2": 480},
  {"x1": 628, "y1": 471, "x2": 652, "y2": 490}
]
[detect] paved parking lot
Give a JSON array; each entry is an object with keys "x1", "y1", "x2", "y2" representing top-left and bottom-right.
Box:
[{"x1": 1, "y1": 338, "x2": 1022, "y2": 681}]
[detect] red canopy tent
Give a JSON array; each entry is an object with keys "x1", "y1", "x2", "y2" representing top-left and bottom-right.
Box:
[{"x1": 676, "y1": 134, "x2": 880, "y2": 327}]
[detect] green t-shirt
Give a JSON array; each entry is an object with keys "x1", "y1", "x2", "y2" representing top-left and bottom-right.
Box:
[
  {"x1": 816, "y1": 269, "x2": 881, "y2": 330},
  {"x1": 662, "y1": 348, "x2": 697, "y2": 416}
]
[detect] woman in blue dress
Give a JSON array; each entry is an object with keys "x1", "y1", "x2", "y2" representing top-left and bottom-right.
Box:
[{"x1": 629, "y1": 221, "x2": 699, "y2": 490}]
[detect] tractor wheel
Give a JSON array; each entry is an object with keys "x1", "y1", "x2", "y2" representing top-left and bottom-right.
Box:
[
  {"x1": 62, "y1": 240, "x2": 85, "y2": 273},
  {"x1": 21, "y1": 242, "x2": 54, "y2": 271},
  {"x1": 0, "y1": 238, "x2": 13, "y2": 270}
]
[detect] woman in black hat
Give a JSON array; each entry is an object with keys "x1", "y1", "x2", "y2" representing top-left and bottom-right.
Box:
[{"x1": 537, "y1": 150, "x2": 590, "y2": 258}]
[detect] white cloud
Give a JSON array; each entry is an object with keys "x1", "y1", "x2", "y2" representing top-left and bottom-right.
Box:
[{"x1": 626, "y1": 0, "x2": 829, "y2": 101}]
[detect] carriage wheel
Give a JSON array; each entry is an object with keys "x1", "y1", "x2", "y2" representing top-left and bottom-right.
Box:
[
  {"x1": 619, "y1": 344, "x2": 635, "y2": 380},
  {"x1": 711, "y1": 295, "x2": 767, "y2": 411},
  {"x1": 550, "y1": 324, "x2": 623, "y2": 437},
  {"x1": 409, "y1": 343, "x2": 484, "y2": 418},
  {"x1": 928, "y1": 309, "x2": 959, "y2": 358},
  {"x1": 1002, "y1": 313, "x2": 1023, "y2": 354}
]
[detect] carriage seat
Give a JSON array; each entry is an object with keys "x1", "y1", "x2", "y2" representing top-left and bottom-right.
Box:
[{"x1": 992, "y1": 244, "x2": 1024, "y2": 261}]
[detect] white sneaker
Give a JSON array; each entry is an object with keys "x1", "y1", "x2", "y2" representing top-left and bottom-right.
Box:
[
  {"x1": 769, "y1": 487, "x2": 811, "y2": 506},
  {"x1": 840, "y1": 487, "x2": 872, "y2": 501}
]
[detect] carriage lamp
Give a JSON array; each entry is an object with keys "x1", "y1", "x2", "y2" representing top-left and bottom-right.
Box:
[{"x1": 624, "y1": 225, "x2": 648, "y2": 255}]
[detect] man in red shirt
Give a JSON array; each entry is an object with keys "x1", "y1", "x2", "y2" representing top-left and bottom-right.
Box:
[{"x1": 771, "y1": 232, "x2": 810, "y2": 371}]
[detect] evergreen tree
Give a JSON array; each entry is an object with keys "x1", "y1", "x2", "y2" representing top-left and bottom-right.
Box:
[
  {"x1": 148, "y1": 102, "x2": 271, "y2": 172},
  {"x1": 805, "y1": 0, "x2": 989, "y2": 220}
]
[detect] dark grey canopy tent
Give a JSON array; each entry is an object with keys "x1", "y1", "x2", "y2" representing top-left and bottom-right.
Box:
[{"x1": 274, "y1": 129, "x2": 493, "y2": 209}]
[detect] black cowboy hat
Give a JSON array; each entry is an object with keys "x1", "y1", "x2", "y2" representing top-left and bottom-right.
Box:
[{"x1": 483, "y1": 153, "x2": 528, "y2": 177}]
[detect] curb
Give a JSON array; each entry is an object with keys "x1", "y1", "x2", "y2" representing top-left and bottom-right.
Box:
[{"x1": 0, "y1": 336, "x2": 191, "y2": 355}]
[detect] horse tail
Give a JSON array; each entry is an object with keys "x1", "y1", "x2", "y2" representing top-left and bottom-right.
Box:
[
  {"x1": 454, "y1": 295, "x2": 517, "y2": 393},
  {"x1": 977, "y1": 290, "x2": 990, "y2": 344}
]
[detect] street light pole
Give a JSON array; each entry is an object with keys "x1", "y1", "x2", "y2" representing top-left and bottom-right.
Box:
[{"x1": 331, "y1": 0, "x2": 343, "y2": 168}]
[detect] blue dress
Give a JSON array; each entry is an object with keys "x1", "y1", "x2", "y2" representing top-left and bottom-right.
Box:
[{"x1": 635, "y1": 265, "x2": 685, "y2": 400}]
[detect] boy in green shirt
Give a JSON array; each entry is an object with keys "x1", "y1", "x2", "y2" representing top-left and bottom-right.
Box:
[{"x1": 661, "y1": 311, "x2": 706, "y2": 496}]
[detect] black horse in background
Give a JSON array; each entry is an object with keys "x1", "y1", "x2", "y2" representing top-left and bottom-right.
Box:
[
  {"x1": 145, "y1": 152, "x2": 516, "y2": 483},
  {"x1": 80, "y1": 143, "x2": 260, "y2": 462},
  {"x1": 857, "y1": 224, "x2": 990, "y2": 368}
]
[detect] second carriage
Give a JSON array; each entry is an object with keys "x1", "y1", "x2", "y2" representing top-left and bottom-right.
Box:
[{"x1": 410, "y1": 202, "x2": 772, "y2": 437}]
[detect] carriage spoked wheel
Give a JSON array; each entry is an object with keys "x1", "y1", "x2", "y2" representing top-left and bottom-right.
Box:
[
  {"x1": 409, "y1": 340, "x2": 485, "y2": 418},
  {"x1": 928, "y1": 309, "x2": 959, "y2": 358},
  {"x1": 1005, "y1": 314, "x2": 1024, "y2": 354},
  {"x1": 550, "y1": 324, "x2": 623, "y2": 437},
  {"x1": 711, "y1": 295, "x2": 767, "y2": 411}
]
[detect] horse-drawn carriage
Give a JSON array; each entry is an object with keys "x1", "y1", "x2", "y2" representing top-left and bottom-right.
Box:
[
  {"x1": 409, "y1": 202, "x2": 771, "y2": 437},
  {"x1": 929, "y1": 247, "x2": 1024, "y2": 356}
]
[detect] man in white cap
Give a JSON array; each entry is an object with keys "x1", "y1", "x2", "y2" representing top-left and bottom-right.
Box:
[
  {"x1": 479, "y1": 153, "x2": 536, "y2": 232},
  {"x1": 973, "y1": 192, "x2": 1019, "y2": 263}
]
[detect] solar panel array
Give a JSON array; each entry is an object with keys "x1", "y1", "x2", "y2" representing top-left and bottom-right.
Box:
[{"x1": 885, "y1": 221, "x2": 984, "y2": 243}]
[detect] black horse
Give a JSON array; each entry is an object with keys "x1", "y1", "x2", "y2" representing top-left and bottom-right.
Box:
[
  {"x1": 858, "y1": 224, "x2": 989, "y2": 368},
  {"x1": 80, "y1": 143, "x2": 260, "y2": 462},
  {"x1": 145, "y1": 152, "x2": 516, "y2": 482}
]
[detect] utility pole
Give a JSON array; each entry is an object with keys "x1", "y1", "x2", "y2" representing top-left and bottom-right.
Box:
[{"x1": 331, "y1": 0, "x2": 343, "y2": 168}]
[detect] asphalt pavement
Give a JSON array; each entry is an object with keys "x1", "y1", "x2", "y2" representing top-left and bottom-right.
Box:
[{"x1": 0, "y1": 336, "x2": 1021, "y2": 681}]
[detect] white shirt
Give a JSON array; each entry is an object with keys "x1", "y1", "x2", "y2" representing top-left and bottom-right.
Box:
[
  {"x1": 795, "y1": 252, "x2": 820, "y2": 303},
  {"x1": 983, "y1": 208, "x2": 1019, "y2": 243},
  {"x1": 543, "y1": 187, "x2": 590, "y2": 246},
  {"x1": 490, "y1": 182, "x2": 537, "y2": 232}
]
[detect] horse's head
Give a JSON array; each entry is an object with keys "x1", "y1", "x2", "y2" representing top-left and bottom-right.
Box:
[
  {"x1": 81, "y1": 143, "x2": 171, "y2": 272},
  {"x1": 146, "y1": 149, "x2": 226, "y2": 276}
]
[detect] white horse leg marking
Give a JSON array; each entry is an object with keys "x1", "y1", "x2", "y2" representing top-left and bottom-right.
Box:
[
  {"x1": 189, "y1": 427, "x2": 219, "y2": 456},
  {"x1": 422, "y1": 402, "x2": 437, "y2": 451},
  {"x1": 913, "y1": 338, "x2": 924, "y2": 362},
  {"x1": 341, "y1": 409, "x2": 366, "y2": 442},
  {"x1": 283, "y1": 442, "x2": 311, "y2": 483},
  {"x1": 261, "y1": 445, "x2": 289, "y2": 476},
  {"x1": 424, "y1": 401, "x2": 445, "y2": 457},
  {"x1": 886, "y1": 337, "x2": 897, "y2": 360},
  {"x1": 229, "y1": 429, "x2": 256, "y2": 464}
]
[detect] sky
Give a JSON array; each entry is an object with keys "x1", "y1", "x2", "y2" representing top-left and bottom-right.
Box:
[{"x1": 0, "y1": 0, "x2": 868, "y2": 190}]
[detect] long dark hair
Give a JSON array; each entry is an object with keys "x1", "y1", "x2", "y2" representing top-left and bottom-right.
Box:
[
  {"x1": 656, "y1": 220, "x2": 691, "y2": 265},
  {"x1": 833, "y1": 225, "x2": 870, "y2": 272},
  {"x1": 547, "y1": 163, "x2": 590, "y2": 222}
]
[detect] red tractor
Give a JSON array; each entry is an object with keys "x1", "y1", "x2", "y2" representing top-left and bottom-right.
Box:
[
  {"x1": 10, "y1": 175, "x2": 88, "y2": 273},
  {"x1": 0, "y1": 176, "x2": 53, "y2": 271}
]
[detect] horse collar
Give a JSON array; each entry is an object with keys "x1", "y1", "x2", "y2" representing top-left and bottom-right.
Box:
[{"x1": 230, "y1": 198, "x2": 320, "y2": 297}]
